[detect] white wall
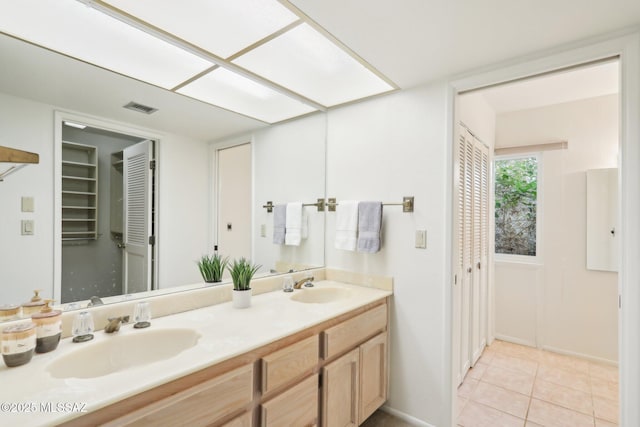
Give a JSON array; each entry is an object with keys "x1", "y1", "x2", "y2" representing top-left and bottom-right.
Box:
[
  {"x1": 0, "y1": 91, "x2": 209, "y2": 305},
  {"x1": 252, "y1": 113, "x2": 326, "y2": 274},
  {"x1": 325, "y1": 84, "x2": 449, "y2": 426},
  {"x1": 494, "y1": 94, "x2": 619, "y2": 362}
]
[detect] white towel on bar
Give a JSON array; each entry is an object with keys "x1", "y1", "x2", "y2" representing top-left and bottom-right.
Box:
[
  {"x1": 357, "y1": 201, "x2": 383, "y2": 253},
  {"x1": 335, "y1": 200, "x2": 359, "y2": 251},
  {"x1": 285, "y1": 202, "x2": 303, "y2": 246},
  {"x1": 272, "y1": 204, "x2": 286, "y2": 245}
]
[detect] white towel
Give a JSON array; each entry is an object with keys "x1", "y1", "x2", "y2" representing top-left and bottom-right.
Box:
[
  {"x1": 272, "y1": 204, "x2": 286, "y2": 245},
  {"x1": 285, "y1": 202, "x2": 303, "y2": 246},
  {"x1": 357, "y1": 201, "x2": 383, "y2": 253},
  {"x1": 335, "y1": 200, "x2": 359, "y2": 251}
]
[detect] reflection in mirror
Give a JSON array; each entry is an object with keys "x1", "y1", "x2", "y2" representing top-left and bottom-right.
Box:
[
  {"x1": 586, "y1": 168, "x2": 618, "y2": 272},
  {"x1": 59, "y1": 123, "x2": 156, "y2": 304},
  {"x1": 213, "y1": 112, "x2": 327, "y2": 277},
  {"x1": 0, "y1": 33, "x2": 326, "y2": 319}
]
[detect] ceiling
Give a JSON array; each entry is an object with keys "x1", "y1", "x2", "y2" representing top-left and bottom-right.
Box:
[{"x1": 1, "y1": 1, "x2": 640, "y2": 141}]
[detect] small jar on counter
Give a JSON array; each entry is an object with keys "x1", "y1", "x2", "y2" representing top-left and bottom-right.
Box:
[
  {"x1": 21, "y1": 290, "x2": 46, "y2": 317},
  {"x1": 2, "y1": 323, "x2": 36, "y2": 367},
  {"x1": 31, "y1": 300, "x2": 62, "y2": 353},
  {"x1": 0, "y1": 305, "x2": 21, "y2": 322}
]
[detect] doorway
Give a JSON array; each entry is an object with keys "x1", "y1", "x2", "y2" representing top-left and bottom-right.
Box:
[
  {"x1": 55, "y1": 114, "x2": 158, "y2": 304},
  {"x1": 216, "y1": 142, "x2": 252, "y2": 261},
  {"x1": 452, "y1": 57, "x2": 623, "y2": 425}
]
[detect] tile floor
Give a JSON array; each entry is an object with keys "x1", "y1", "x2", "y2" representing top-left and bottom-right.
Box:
[{"x1": 457, "y1": 340, "x2": 619, "y2": 427}]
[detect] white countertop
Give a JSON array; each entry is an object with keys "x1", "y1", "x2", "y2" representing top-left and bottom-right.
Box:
[{"x1": 0, "y1": 281, "x2": 391, "y2": 426}]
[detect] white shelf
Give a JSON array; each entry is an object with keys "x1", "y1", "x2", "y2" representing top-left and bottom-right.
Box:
[{"x1": 61, "y1": 142, "x2": 98, "y2": 240}]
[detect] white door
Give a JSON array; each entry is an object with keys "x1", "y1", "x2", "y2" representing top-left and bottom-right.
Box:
[
  {"x1": 454, "y1": 126, "x2": 490, "y2": 384},
  {"x1": 217, "y1": 143, "x2": 251, "y2": 260},
  {"x1": 123, "y1": 140, "x2": 153, "y2": 294}
]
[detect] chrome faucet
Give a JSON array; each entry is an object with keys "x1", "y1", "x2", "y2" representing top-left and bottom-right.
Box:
[
  {"x1": 293, "y1": 276, "x2": 314, "y2": 289},
  {"x1": 87, "y1": 296, "x2": 104, "y2": 306},
  {"x1": 105, "y1": 315, "x2": 129, "y2": 333}
]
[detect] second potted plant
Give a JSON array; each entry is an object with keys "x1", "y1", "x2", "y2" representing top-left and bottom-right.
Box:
[
  {"x1": 228, "y1": 257, "x2": 261, "y2": 309},
  {"x1": 197, "y1": 253, "x2": 229, "y2": 284}
]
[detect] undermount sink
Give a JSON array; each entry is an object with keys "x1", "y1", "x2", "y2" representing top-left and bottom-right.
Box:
[
  {"x1": 46, "y1": 328, "x2": 201, "y2": 379},
  {"x1": 290, "y1": 287, "x2": 352, "y2": 304}
]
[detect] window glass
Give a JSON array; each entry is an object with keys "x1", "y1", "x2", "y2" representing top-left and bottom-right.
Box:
[{"x1": 495, "y1": 156, "x2": 538, "y2": 256}]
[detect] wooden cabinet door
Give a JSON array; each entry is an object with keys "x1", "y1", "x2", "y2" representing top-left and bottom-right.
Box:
[
  {"x1": 359, "y1": 333, "x2": 388, "y2": 424},
  {"x1": 321, "y1": 348, "x2": 359, "y2": 427}
]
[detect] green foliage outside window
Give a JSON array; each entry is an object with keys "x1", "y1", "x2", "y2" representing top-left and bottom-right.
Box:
[{"x1": 495, "y1": 157, "x2": 538, "y2": 256}]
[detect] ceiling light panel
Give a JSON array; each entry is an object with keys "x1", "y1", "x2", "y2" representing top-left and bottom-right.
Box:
[
  {"x1": 0, "y1": 0, "x2": 212, "y2": 89},
  {"x1": 177, "y1": 68, "x2": 316, "y2": 123},
  {"x1": 103, "y1": 0, "x2": 299, "y2": 59},
  {"x1": 233, "y1": 23, "x2": 394, "y2": 107}
]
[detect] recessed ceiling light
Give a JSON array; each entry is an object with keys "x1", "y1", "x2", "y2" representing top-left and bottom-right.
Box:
[{"x1": 63, "y1": 121, "x2": 87, "y2": 129}]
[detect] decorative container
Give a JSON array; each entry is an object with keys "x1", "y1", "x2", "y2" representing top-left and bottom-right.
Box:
[
  {"x1": 2, "y1": 323, "x2": 36, "y2": 367},
  {"x1": 232, "y1": 289, "x2": 252, "y2": 309}
]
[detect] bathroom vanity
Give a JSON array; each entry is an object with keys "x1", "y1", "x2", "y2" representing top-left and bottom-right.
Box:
[{"x1": 0, "y1": 272, "x2": 391, "y2": 427}]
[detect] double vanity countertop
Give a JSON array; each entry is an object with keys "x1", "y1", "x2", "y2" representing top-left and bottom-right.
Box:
[{"x1": 0, "y1": 277, "x2": 392, "y2": 426}]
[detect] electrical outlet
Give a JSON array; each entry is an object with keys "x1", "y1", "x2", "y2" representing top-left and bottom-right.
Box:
[
  {"x1": 260, "y1": 224, "x2": 266, "y2": 237},
  {"x1": 21, "y1": 196, "x2": 34, "y2": 212}
]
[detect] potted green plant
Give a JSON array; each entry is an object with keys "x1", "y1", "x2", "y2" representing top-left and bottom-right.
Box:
[
  {"x1": 197, "y1": 253, "x2": 229, "y2": 284},
  {"x1": 228, "y1": 257, "x2": 261, "y2": 308}
]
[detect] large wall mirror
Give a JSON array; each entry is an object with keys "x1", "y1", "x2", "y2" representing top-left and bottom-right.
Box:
[{"x1": 0, "y1": 33, "x2": 326, "y2": 318}]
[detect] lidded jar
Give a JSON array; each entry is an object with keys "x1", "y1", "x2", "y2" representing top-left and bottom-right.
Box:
[
  {"x1": 2, "y1": 323, "x2": 36, "y2": 367},
  {"x1": 0, "y1": 305, "x2": 21, "y2": 322},
  {"x1": 31, "y1": 299, "x2": 62, "y2": 353},
  {"x1": 21, "y1": 290, "x2": 46, "y2": 316}
]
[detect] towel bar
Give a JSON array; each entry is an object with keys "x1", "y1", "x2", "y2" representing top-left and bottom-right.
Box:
[
  {"x1": 262, "y1": 199, "x2": 325, "y2": 213},
  {"x1": 326, "y1": 196, "x2": 414, "y2": 213}
]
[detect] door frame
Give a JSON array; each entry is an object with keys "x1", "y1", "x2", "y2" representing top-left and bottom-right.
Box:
[
  {"x1": 446, "y1": 31, "x2": 640, "y2": 427},
  {"x1": 54, "y1": 111, "x2": 160, "y2": 303}
]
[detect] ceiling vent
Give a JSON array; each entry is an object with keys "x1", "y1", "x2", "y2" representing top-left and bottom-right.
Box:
[{"x1": 123, "y1": 101, "x2": 158, "y2": 115}]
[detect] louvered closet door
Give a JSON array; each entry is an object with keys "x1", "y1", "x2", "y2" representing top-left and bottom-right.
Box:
[
  {"x1": 454, "y1": 126, "x2": 490, "y2": 382},
  {"x1": 123, "y1": 140, "x2": 153, "y2": 294}
]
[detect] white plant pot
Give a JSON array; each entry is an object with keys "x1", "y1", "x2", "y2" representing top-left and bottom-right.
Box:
[{"x1": 232, "y1": 288, "x2": 252, "y2": 309}]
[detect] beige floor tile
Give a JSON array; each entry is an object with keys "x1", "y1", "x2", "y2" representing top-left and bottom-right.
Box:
[
  {"x1": 478, "y1": 347, "x2": 497, "y2": 365},
  {"x1": 468, "y1": 362, "x2": 489, "y2": 380},
  {"x1": 590, "y1": 362, "x2": 619, "y2": 383},
  {"x1": 591, "y1": 376, "x2": 619, "y2": 400},
  {"x1": 482, "y1": 365, "x2": 535, "y2": 396},
  {"x1": 491, "y1": 353, "x2": 538, "y2": 376},
  {"x1": 593, "y1": 395, "x2": 619, "y2": 423},
  {"x1": 360, "y1": 410, "x2": 414, "y2": 427},
  {"x1": 470, "y1": 382, "x2": 530, "y2": 418},
  {"x1": 532, "y1": 378, "x2": 593, "y2": 415},
  {"x1": 524, "y1": 422, "x2": 545, "y2": 427},
  {"x1": 458, "y1": 401, "x2": 525, "y2": 427},
  {"x1": 538, "y1": 351, "x2": 590, "y2": 374},
  {"x1": 457, "y1": 396, "x2": 469, "y2": 418},
  {"x1": 595, "y1": 418, "x2": 618, "y2": 427},
  {"x1": 536, "y1": 365, "x2": 590, "y2": 394},
  {"x1": 493, "y1": 340, "x2": 542, "y2": 362},
  {"x1": 458, "y1": 377, "x2": 480, "y2": 398},
  {"x1": 527, "y1": 399, "x2": 594, "y2": 427}
]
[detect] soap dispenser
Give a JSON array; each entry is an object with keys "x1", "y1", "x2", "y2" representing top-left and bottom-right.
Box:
[
  {"x1": 31, "y1": 299, "x2": 62, "y2": 353},
  {"x1": 21, "y1": 290, "x2": 46, "y2": 316}
]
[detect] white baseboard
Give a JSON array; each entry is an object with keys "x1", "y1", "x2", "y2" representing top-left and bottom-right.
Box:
[
  {"x1": 541, "y1": 345, "x2": 618, "y2": 366},
  {"x1": 493, "y1": 334, "x2": 536, "y2": 348},
  {"x1": 380, "y1": 405, "x2": 436, "y2": 427}
]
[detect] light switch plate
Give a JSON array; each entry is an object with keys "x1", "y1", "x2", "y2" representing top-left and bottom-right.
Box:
[
  {"x1": 260, "y1": 224, "x2": 266, "y2": 237},
  {"x1": 21, "y1": 220, "x2": 34, "y2": 236},
  {"x1": 415, "y1": 229, "x2": 427, "y2": 249},
  {"x1": 21, "y1": 196, "x2": 34, "y2": 212}
]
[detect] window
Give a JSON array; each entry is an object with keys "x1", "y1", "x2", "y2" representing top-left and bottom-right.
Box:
[{"x1": 495, "y1": 156, "x2": 538, "y2": 256}]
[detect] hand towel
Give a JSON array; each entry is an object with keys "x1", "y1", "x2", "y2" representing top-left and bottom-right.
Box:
[
  {"x1": 335, "y1": 200, "x2": 359, "y2": 251},
  {"x1": 285, "y1": 202, "x2": 303, "y2": 246},
  {"x1": 357, "y1": 201, "x2": 383, "y2": 253},
  {"x1": 272, "y1": 204, "x2": 286, "y2": 245}
]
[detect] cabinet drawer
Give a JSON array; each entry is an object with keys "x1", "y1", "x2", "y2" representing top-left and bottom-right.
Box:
[
  {"x1": 322, "y1": 304, "x2": 387, "y2": 359},
  {"x1": 221, "y1": 411, "x2": 252, "y2": 427},
  {"x1": 262, "y1": 334, "x2": 319, "y2": 394},
  {"x1": 106, "y1": 364, "x2": 254, "y2": 427},
  {"x1": 261, "y1": 374, "x2": 318, "y2": 427}
]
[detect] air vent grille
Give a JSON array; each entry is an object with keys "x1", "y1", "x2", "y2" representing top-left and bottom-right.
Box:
[{"x1": 123, "y1": 101, "x2": 158, "y2": 115}]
